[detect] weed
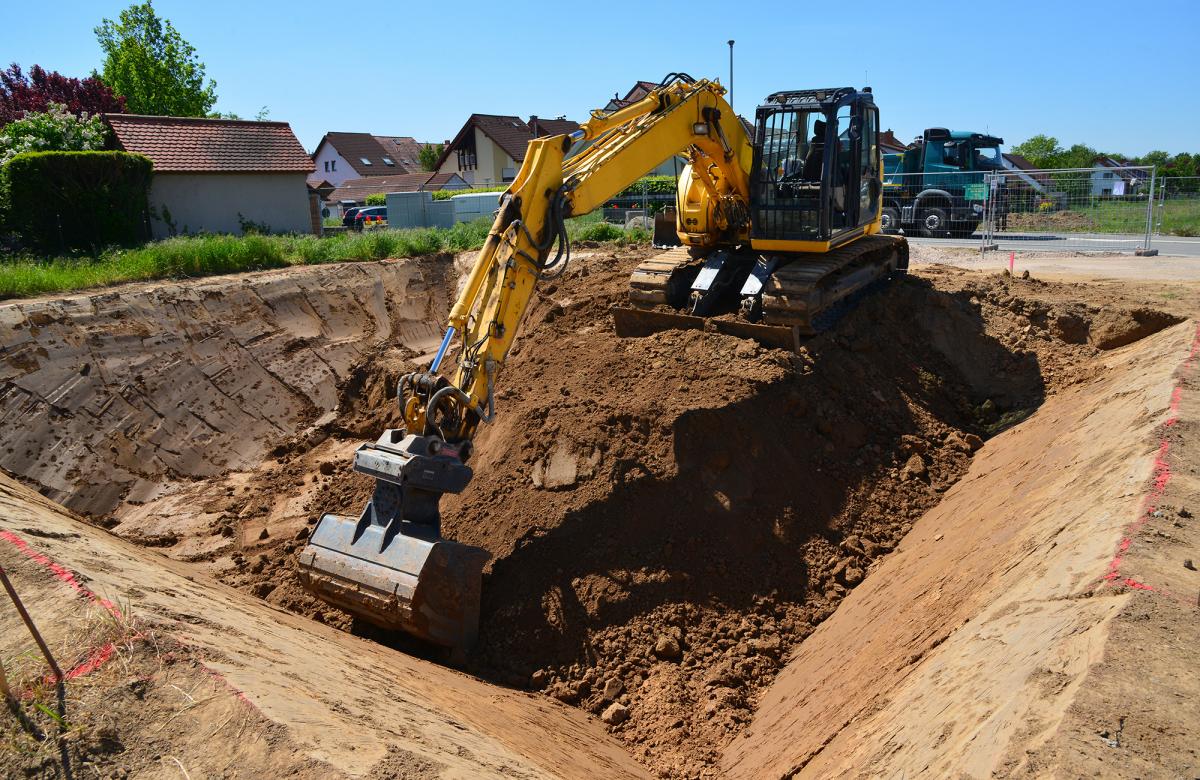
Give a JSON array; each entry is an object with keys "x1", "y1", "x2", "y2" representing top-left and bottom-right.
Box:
[{"x1": 0, "y1": 216, "x2": 650, "y2": 300}]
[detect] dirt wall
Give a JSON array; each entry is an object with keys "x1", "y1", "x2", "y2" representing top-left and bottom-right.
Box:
[
  {"x1": 0, "y1": 259, "x2": 453, "y2": 517},
  {"x1": 723, "y1": 321, "x2": 1196, "y2": 778}
]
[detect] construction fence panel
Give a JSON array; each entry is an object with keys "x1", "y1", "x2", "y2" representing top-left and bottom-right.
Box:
[
  {"x1": 1155, "y1": 176, "x2": 1200, "y2": 238},
  {"x1": 882, "y1": 167, "x2": 1157, "y2": 254}
]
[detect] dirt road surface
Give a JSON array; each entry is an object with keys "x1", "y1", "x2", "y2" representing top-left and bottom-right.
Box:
[{"x1": 2, "y1": 245, "x2": 1198, "y2": 777}]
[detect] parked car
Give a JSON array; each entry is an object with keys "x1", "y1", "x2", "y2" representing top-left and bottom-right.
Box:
[
  {"x1": 352, "y1": 205, "x2": 387, "y2": 231},
  {"x1": 341, "y1": 206, "x2": 365, "y2": 227}
]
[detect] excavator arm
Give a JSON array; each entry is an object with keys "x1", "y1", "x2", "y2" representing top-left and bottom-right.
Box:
[
  {"x1": 299, "y1": 76, "x2": 754, "y2": 655},
  {"x1": 406, "y1": 76, "x2": 752, "y2": 445}
]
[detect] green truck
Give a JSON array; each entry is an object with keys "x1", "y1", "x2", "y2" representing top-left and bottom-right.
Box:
[{"x1": 882, "y1": 128, "x2": 1005, "y2": 237}]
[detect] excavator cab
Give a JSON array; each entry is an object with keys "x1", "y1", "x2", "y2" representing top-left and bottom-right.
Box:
[{"x1": 749, "y1": 88, "x2": 882, "y2": 246}]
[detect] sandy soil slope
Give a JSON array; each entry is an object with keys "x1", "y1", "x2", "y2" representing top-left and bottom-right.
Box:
[
  {"x1": 723, "y1": 319, "x2": 1200, "y2": 778},
  {"x1": 0, "y1": 473, "x2": 649, "y2": 779}
]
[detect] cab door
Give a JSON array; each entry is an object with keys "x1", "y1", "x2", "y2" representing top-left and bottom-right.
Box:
[{"x1": 829, "y1": 98, "x2": 878, "y2": 236}]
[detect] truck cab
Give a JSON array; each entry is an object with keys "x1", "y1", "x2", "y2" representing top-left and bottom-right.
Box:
[{"x1": 882, "y1": 128, "x2": 1003, "y2": 237}]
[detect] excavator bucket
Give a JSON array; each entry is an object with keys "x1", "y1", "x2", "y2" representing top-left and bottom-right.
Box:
[
  {"x1": 610, "y1": 306, "x2": 803, "y2": 352},
  {"x1": 297, "y1": 430, "x2": 490, "y2": 655}
]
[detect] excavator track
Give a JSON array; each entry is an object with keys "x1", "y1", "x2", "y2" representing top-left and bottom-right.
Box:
[
  {"x1": 627, "y1": 245, "x2": 707, "y2": 308},
  {"x1": 761, "y1": 234, "x2": 907, "y2": 334}
]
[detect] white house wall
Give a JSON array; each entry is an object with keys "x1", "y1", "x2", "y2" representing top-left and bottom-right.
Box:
[
  {"x1": 149, "y1": 173, "x2": 312, "y2": 238},
  {"x1": 312, "y1": 142, "x2": 355, "y2": 187}
]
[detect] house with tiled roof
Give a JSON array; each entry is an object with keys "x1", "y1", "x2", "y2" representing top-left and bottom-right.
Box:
[
  {"x1": 435, "y1": 114, "x2": 542, "y2": 187},
  {"x1": 105, "y1": 114, "x2": 315, "y2": 238},
  {"x1": 309, "y1": 132, "x2": 439, "y2": 187},
  {"x1": 324, "y1": 171, "x2": 469, "y2": 211},
  {"x1": 879, "y1": 129, "x2": 909, "y2": 154},
  {"x1": 1092, "y1": 156, "x2": 1150, "y2": 196},
  {"x1": 603, "y1": 81, "x2": 660, "y2": 111}
]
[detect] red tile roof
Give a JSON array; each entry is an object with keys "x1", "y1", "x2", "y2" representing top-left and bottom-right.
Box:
[
  {"x1": 105, "y1": 114, "x2": 313, "y2": 174},
  {"x1": 878, "y1": 129, "x2": 910, "y2": 152}
]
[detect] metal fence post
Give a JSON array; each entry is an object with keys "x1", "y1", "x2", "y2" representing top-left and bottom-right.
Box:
[{"x1": 1137, "y1": 165, "x2": 1158, "y2": 256}]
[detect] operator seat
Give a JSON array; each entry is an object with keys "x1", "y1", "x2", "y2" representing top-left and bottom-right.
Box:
[{"x1": 800, "y1": 120, "x2": 826, "y2": 181}]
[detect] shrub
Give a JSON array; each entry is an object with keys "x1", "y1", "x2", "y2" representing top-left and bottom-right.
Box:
[
  {"x1": 431, "y1": 186, "x2": 506, "y2": 201},
  {"x1": 617, "y1": 175, "x2": 677, "y2": 197},
  {"x1": 0, "y1": 102, "x2": 109, "y2": 164},
  {"x1": 1, "y1": 150, "x2": 152, "y2": 251},
  {"x1": 573, "y1": 220, "x2": 625, "y2": 242},
  {"x1": 364, "y1": 193, "x2": 386, "y2": 206}
]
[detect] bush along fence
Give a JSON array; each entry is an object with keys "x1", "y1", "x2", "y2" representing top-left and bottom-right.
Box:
[{"x1": 0, "y1": 151, "x2": 153, "y2": 252}]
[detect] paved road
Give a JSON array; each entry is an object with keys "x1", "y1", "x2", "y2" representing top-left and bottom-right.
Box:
[{"x1": 906, "y1": 232, "x2": 1200, "y2": 258}]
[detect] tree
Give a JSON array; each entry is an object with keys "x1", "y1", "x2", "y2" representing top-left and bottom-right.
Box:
[
  {"x1": 0, "y1": 103, "x2": 109, "y2": 164},
  {"x1": 418, "y1": 142, "x2": 444, "y2": 171},
  {"x1": 0, "y1": 64, "x2": 126, "y2": 128},
  {"x1": 1010, "y1": 135, "x2": 1061, "y2": 169},
  {"x1": 95, "y1": 1, "x2": 217, "y2": 116}
]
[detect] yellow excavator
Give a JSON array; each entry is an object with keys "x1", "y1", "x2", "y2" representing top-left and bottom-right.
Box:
[{"x1": 297, "y1": 74, "x2": 908, "y2": 654}]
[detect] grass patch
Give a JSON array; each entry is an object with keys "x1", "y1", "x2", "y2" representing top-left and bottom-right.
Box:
[
  {"x1": 0, "y1": 215, "x2": 648, "y2": 300},
  {"x1": 1006, "y1": 197, "x2": 1200, "y2": 236}
]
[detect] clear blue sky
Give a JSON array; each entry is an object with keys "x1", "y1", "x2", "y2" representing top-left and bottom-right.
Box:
[{"x1": 4, "y1": 0, "x2": 1197, "y2": 156}]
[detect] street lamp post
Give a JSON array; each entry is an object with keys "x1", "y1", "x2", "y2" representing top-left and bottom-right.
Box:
[{"x1": 727, "y1": 40, "x2": 735, "y2": 111}]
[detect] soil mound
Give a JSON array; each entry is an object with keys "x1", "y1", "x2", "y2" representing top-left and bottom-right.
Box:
[{"x1": 273, "y1": 254, "x2": 1178, "y2": 777}]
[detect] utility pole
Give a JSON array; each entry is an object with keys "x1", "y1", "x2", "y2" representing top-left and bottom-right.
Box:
[{"x1": 727, "y1": 40, "x2": 735, "y2": 111}]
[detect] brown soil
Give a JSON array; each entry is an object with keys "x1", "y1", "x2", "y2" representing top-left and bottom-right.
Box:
[
  {"x1": 140, "y1": 249, "x2": 1181, "y2": 777},
  {"x1": 2, "y1": 249, "x2": 1194, "y2": 778}
]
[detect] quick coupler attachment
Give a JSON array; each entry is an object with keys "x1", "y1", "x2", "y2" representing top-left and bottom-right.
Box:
[{"x1": 298, "y1": 429, "x2": 490, "y2": 654}]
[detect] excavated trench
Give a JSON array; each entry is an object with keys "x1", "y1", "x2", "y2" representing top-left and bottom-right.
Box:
[{"x1": 0, "y1": 248, "x2": 1183, "y2": 778}]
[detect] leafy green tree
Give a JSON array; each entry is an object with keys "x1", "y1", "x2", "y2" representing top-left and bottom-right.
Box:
[
  {"x1": 1011, "y1": 134, "x2": 1061, "y2": 168},
  {"x1": 0, "y1": 102, "x2": 108, "y2": 164},
  {"x1": 1138, "y1": 150, "x2": 1169, "y2": 169},
  {"x1": 1058, "y1": 143, "x2": 1098, "y2": 169},
  {"x1": 418, "y1": 142, "x2": 445, "y2": 171},
  {"x1": 95, "y1": 2, "x2": 217, "y2": 116}
]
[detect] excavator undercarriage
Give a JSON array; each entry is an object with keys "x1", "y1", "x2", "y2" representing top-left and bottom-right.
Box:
[{"x1": 615, "y1": 233, "x2": 908, "y2": 346}]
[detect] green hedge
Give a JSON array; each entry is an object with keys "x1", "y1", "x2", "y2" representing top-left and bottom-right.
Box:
[
  {"x1": 364, "y1": 193, "x2": 387, "y2": 206},
  {"x1": 0, "y1": 151, "x2": 153, "y2": 252}
]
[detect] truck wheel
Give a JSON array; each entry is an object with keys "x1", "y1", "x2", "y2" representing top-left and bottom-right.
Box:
[
  {"x1": 881, "y1": 207, "x2": 900, "y2": 233},
  {"x1": 920, "y1": 207, "x2": 949, "y2": 238}
]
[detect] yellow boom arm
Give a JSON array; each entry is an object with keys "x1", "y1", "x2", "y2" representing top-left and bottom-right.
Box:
[{"x1": 404, "y1": 77, "x2": 752, "y2": 443}]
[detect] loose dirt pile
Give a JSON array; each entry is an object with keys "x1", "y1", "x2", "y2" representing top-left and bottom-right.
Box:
[
  {"x1": 187, "y1": 251, "x2": 1179, "y2": 777},
  {"x1": 0, "y1": 248, "x2": 1186, "y2": 778}
]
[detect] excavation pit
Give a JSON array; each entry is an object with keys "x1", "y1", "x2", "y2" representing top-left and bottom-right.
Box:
[{"x1": 0, "y1": 247, "x2": 1193, "y2": 778}]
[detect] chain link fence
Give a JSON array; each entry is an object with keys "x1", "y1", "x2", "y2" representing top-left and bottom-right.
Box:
[{"x1": 883, "y1": 166, "x2": 1158, "y2": 254}]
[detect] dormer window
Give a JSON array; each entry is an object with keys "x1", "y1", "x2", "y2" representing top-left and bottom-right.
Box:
[
  {"x1": 382, "y1": 157, "x2": 395, "y2": 167},
  {"x1": 361, "y1": 158, "x2": 372, "y2": 166}
]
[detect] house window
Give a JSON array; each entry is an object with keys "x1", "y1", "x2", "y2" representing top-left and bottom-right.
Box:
[
  {"x1": 360, "y1": 158, "x2": 373, "y2": 166},
  {"x1": 382, "y1": 157, "x2": 395, "y2": 167},
  {"x1": 1103, "y1": 171, "x2": 1113, "y2": 179},
  {"x1": 457, "y1": 148, "x2": 476, "y2": 171},
  {"x1": 330, "y1": 160, "x2": 336, "y2": 171},
  {"x1": 323, "y1": 161, "x2": 329, "y2": 172}
]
